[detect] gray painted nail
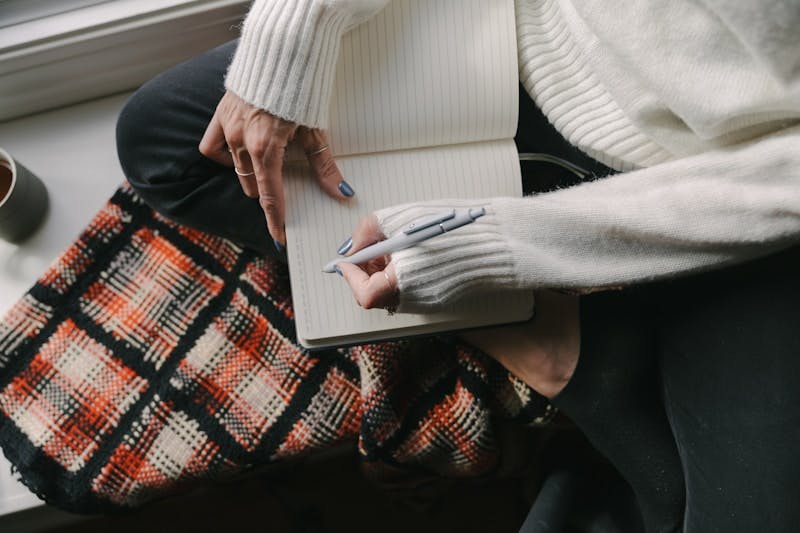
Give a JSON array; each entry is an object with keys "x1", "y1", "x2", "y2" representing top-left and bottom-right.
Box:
[
  {"x1": 334, "y1": 265, "x2": 343, "y2": 276},
  {"x1": 338, "y1": 180, "x2": 355, "y2": 197},
  {"x1": 337, "y1": 237, "x2": 353, "y2": 255},
  {"x1": 273, "y1": 239, "x2": 285, "y2": 254}
]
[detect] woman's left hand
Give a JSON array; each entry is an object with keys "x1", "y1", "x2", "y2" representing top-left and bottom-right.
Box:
[
  {"x1": 199, "y1": 90, "x2": 351, "y2": 247},
  {"x1": 335, "y1": 214, "x2": 401, "y2": 311}
]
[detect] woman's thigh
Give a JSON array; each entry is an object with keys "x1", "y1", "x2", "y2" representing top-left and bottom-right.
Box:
[
  {"x1": 655, "y1": 246, "x2": 800, "y2": 532},
  {"x1": 116, "y1": 40, "x2": 273, "y2": 256}
]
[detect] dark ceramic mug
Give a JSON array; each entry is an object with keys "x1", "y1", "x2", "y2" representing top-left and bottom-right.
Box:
[{"x1": 0, "y1": 147, "x2": 49, "y2": 242}]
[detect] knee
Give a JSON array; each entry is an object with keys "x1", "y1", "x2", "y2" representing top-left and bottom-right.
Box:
[
  {"x1": 116, "y1": 79, "x2": 171, "y2": 192},
  {"x1": 117, "y1": 41, "x2": 235, "y2": 217},
  {"x1": 116, "y1": 73, "x2": 202, "y2": 218},
  {"x1": 117, "y1": 42, "x2": 234, "y2": 191},
  {"x1": 115, "y1": 94, "x2": 143, "y2": 185}
]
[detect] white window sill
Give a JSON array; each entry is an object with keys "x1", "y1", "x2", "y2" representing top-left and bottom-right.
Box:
[{"x1": 0, "y1": 0, "x2": 249, "y2": 121}]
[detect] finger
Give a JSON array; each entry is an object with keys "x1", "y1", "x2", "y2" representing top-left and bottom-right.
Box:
[
  {"x1": 299, "y1": 128, "x2": 354, "y2": 200},
  {"x1": 238, "y1": 173, "x2": 259, "y2": 198},
  {"x1": 337, "y1": 262, "x2": 398, "y2": 310},
  {"x1": 363, "y1": 256, "x2": 389, "y2": 276},
  {"x1": 250, "y1": 136, "x2": 288, "y2": 245},
  {"x1": 199, "y1": 113, "x2": 234, "y2": 167},
  {"x1": 231, "y1": 148, "x2": 259, "y2": 198},
  {"x1": 344, "y1": 214, "x2": 386, "y2": 256},
  {"x1": 218, "y1": 114, "x2": 258, "y2": 198}
]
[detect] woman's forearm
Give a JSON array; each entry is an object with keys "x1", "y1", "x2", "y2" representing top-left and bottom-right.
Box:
[{"x1": 378, "y1": 125, "x2": 800, "y2": 311}]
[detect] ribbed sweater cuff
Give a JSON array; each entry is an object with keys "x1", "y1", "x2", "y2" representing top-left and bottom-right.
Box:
[
  {"x1": 225, "y1": 0, "x2": 350, "y2": 128},
  {"x1": 375, "y1": 200, "x2": 518, "y2": 313}
]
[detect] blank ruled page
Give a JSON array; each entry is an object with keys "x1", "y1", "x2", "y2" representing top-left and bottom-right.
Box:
[
  {"x1": 327, "y1": 0, "x2": 519, "y2": 157},
  {"x1": 285, "y1": 140, "x2": 533, "y2": 348}
]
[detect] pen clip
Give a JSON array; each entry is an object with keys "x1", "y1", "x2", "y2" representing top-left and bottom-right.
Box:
[{"x1": 403, "y1": 210, "x2": 456, "y2": 235}]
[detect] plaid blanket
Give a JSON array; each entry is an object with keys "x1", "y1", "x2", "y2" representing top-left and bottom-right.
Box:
[{"x1": 0, "y1": 186, "x2": 552, "y2": 512}]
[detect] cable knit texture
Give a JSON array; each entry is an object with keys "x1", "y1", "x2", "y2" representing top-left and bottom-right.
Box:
[{"x1": 225, "y1": 0, "x2": 389, "y2": 127}]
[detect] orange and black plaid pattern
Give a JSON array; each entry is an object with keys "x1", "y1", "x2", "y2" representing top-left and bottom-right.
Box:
[{"x1": 0, "y1": 186, "x2": 552, "y2": 512}]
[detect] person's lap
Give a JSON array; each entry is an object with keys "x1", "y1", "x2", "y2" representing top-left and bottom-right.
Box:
[{"x1": 117, "y1": 41, "x2": 800, "y2": 531}]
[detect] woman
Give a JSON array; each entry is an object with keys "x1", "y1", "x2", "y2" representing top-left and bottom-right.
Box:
[{"x1": 116, "y1": 1, "x2": 800, "y2": 531}]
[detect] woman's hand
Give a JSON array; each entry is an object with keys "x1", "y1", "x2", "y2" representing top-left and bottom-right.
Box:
[
  {"x1": 335, "y1": 214, "x2": 401, "y2": 311},
  {"x1": 199, "y1": 90, "x2": 355, "y2": 247},
  {"x1": 460, "y1": 291, "x2": 580, "y2": 399},
  {"x1": 335, "y1": 213, "x2": 579, "y2": 398}
]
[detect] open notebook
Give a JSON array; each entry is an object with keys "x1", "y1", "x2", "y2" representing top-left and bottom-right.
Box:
[{"x1": 284, "y1": 0, "x2": 533, "y2": 349}]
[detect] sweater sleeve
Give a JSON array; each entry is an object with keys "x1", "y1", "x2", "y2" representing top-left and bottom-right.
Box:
[
  {"x1": 376, "y1": 126, "x2": 800, "y2": 312},
  {"x1": 225, "y1": 0, "x2": 389, "y2": 128}
]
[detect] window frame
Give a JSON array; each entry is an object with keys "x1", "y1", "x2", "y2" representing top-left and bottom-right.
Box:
[
  {"x1": 0, "y1": 0, "x2": 249, "y2": 121},
  {"x1": 0, "y1": 0, "x2": 114, "y2": 28}
]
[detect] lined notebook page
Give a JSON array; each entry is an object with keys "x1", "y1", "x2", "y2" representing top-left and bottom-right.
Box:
[
  {"x1": 327, "y1": 0, "x2": 519, "y2": 157},
  {"x1": 285, "y1": 140, "x2": 533, "y2": 347}
]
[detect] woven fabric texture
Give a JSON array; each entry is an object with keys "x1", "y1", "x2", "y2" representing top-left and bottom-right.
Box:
[{"x1": 0, "y1": 186, "x2": 552, "y2": 512}]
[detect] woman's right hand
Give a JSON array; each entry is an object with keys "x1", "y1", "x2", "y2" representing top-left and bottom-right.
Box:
[
  {"x1": 199, "y1": 90, "x2": 355, "y2": 249},
  {"x1": 335, "y1": 214, "x2": 401, "y2": 311},
  {"x1": 333, "y1": 213, "x2": 580, "y2": 399}
]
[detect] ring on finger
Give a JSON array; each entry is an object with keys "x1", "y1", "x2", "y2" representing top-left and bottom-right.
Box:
[
  {"x1": 306, "y1": 144, "x2": 330, "y2": 157},
  {"x1": 235, "y1": 167, "x2": 256, "y2": 177}
]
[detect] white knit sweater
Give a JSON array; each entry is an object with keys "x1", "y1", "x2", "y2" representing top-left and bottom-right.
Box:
[{"x1": 226, "y1": 0, "x2": 800, "y2": 312}]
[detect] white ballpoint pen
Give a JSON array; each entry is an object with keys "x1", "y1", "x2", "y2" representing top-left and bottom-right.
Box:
[{"x1": 322, "y1": 207, "x2": 486, "y2": 273}]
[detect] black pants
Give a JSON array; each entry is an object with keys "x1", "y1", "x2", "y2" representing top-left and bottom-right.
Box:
[
  {"x1": 650, "y1": 250, "x2": 800, "y2": 532},
  {"x1": 117, "y1": 41, "x2": 800, "y2": 532}
]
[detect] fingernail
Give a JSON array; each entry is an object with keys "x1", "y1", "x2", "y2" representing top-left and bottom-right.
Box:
[
  {"x1": 273, "y1": 239, "x2": 285, "y2": 254},
  {"x1": 334, "y1": 266, "x2": 343, "y2": 276},
  {"x1": 338, "y1": 180, "x2": 355, "y2": 197},
  {"x1": 337, "y1": 237, "x2": 353, "y2": 255}
]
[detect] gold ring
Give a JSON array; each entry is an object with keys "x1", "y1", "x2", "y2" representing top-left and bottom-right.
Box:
[{"x1": 306, "y1": 144, "x2": 330, "y2": 157}]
